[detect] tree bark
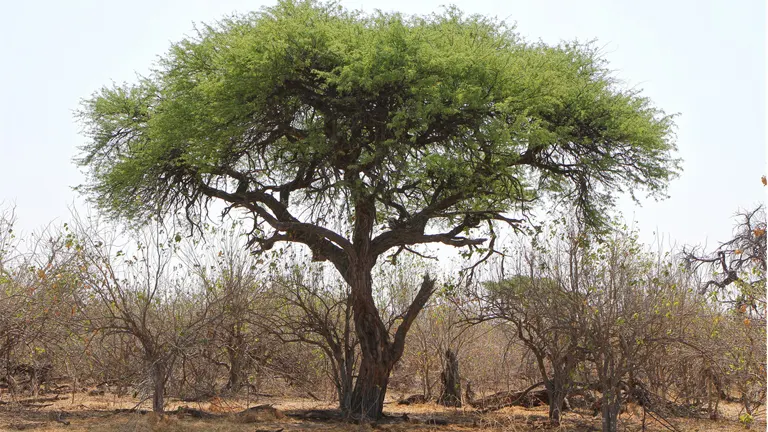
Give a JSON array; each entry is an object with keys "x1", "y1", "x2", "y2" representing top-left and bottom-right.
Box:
[
  {"x1": 343, "y1": 259, "x2": 435, "y2": 420},
  {"x1": 600, "y1": 389, "x2": 621, "y2": 432},
  {"x1": 226, "y1": 329, "x2": 244, "y2": 394},
  {"x1": 340, "y1": 192, "x2": 436, "y2": 420},
  {"x1": 150, "y1": 360, "x2": 166, "y2": 413},
  {"x1": 345, "y1": 260, "x2": 394, "y2": 419},
  {"x1": 337, "y1": 367, "x2": 354, "y2": 413},
  {"x1": 333, "y1": 346, "x2": 355, "y2": 413},
  {"x1": 437, "y1": 348, "x2": 462, "y2": 407},
  {"x1": 545, "y1": 379, "x2": 567, "y2": 425},
  {"x1": 349, "y1": 353, "x2": 393, "y2": 419}
]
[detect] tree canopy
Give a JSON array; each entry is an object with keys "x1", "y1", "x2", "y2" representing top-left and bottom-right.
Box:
[{"x1": 77, "y1": 0, "x2": 679, "y2": 264}]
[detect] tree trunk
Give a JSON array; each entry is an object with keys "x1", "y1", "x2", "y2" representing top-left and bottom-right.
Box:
[
  {"x1": 600, "y1": 389, "x2": 621, "y2": 432},
  {"x1": 335, "y1": 349, "x2": 355, "y2": 414},
  {"x1": 31, "y1": 367, "x2": 39, "y2": 397},
  {"x1": 150, "y1": 360, "x2": 166, "y2": 413},
  {"x1": 346, "y1": 262, "x2": 394, "y2": 420},
  {"x1": 349, "y1": 354, "x2": 392, "y2": 419},
  {"x1": 545, "y1": 379, "x2": 567, "y2": 425},
  {"x1": 337, "y1": 370, "x2": 354, "y2": 414},
  {"x1": 226, "y1": 330, "x2": 244, "y2": 394},
  {"x1": 228, "y1": 352, "x2": 242, "y2": 394},
  {"x1": 706, "y1": 372, "x2": 718, "y2": 420},
  {"x1": 437, "y1": 349, "x2": 462, "y2": 407},
  {"x1": 343, "y1": 254, "x2": 435, "y2": 420}
]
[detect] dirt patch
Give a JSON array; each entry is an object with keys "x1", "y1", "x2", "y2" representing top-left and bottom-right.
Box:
[
  {"x1": 0, "y1": 393, "x2": 763, "y2": 432},
  {"x1": 232, "y1": 405, "x2": 285, "y2": 423}
]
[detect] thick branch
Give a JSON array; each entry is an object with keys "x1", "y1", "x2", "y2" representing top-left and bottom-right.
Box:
[
  {"x1": 196, "y1": 181, "x2": 351, "y2": 267},
  {"x1": 390, "y1": 274, "x2": 436, "y2": 360}
]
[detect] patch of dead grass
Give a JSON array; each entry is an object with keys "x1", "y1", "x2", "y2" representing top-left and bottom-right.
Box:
[{"x1": 0, "y1": 393, "x2": 764, "y2": 432}]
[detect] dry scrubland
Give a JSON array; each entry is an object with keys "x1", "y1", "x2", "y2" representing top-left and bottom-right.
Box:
[
  {"x1": 0, "y1": 392, "x2": 764, "y2": 432},
  {"x1": 0, "y1": 207, "x2": 765, "y2": 432},
  {"x1": 3, "y1": 2, "x2": 766, "y2": 431},
  {"x1": 1, "y1": 205, "x2": 764, "y2": 432}
]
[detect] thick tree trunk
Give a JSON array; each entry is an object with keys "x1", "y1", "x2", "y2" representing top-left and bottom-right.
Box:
[
  {"x1": 349, "y1": 354, "x2": 393, "y2": 419},
  {"x1": 346, "y1": 261, "x2": 394, "y2": 420},
  {"x1": 340, "y1": 198, "x2": 436, "y2": 421},
  {"x1": 437, "y1": 349, "x2": 462, "y2": 407},
  {"x1": 343, "y1": 261, "x2": 435, "y2": 419}
]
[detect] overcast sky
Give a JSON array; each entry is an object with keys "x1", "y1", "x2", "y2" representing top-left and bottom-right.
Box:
[{"x1": 0, "y1": 0, "x2": 764, "y2": 249}]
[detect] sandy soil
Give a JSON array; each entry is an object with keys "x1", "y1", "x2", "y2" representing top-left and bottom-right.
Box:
[{"x1": 0, "y1": 392, "x2": 763, "y2": 431}]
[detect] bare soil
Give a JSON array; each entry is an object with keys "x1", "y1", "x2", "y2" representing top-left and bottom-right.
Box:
[{"x1": 0, "y1": 392, "x2": 763, "y2": 431}]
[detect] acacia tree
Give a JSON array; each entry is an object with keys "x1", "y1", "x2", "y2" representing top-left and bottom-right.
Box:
[{"x1": 76, "y1": 0, "x2": 678, "y2": 418}]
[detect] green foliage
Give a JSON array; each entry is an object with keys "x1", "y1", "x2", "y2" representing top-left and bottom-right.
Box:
[
  {"x1": 76, "y1": 0, "x2": 679, "y2": 238},
  {"x1": 739, "y1": 412, "x2": 754, "y2": 427}
]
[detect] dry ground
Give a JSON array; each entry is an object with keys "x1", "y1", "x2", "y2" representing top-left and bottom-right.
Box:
[{"x1": 0, "y1": 392, "x2": 763, "y2": 432}]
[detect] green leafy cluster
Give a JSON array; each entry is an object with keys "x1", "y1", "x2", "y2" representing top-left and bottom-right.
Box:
[{"x1": 77, "y1": 0, "x2": 679, "y2": 235}]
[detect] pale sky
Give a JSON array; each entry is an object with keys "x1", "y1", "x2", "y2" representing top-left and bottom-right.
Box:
[{"x1": 0, "y1": 0, "x2": 765, "y2": 249}]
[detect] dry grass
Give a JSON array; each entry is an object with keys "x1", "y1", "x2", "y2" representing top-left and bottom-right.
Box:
[{"x1": 0, "y1": 392, "x2": 763, "y2": 431}]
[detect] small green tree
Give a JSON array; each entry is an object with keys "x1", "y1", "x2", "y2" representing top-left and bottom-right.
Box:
[{"x1": 76, "y1": 0, "x2": 678, "y2": 418}]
